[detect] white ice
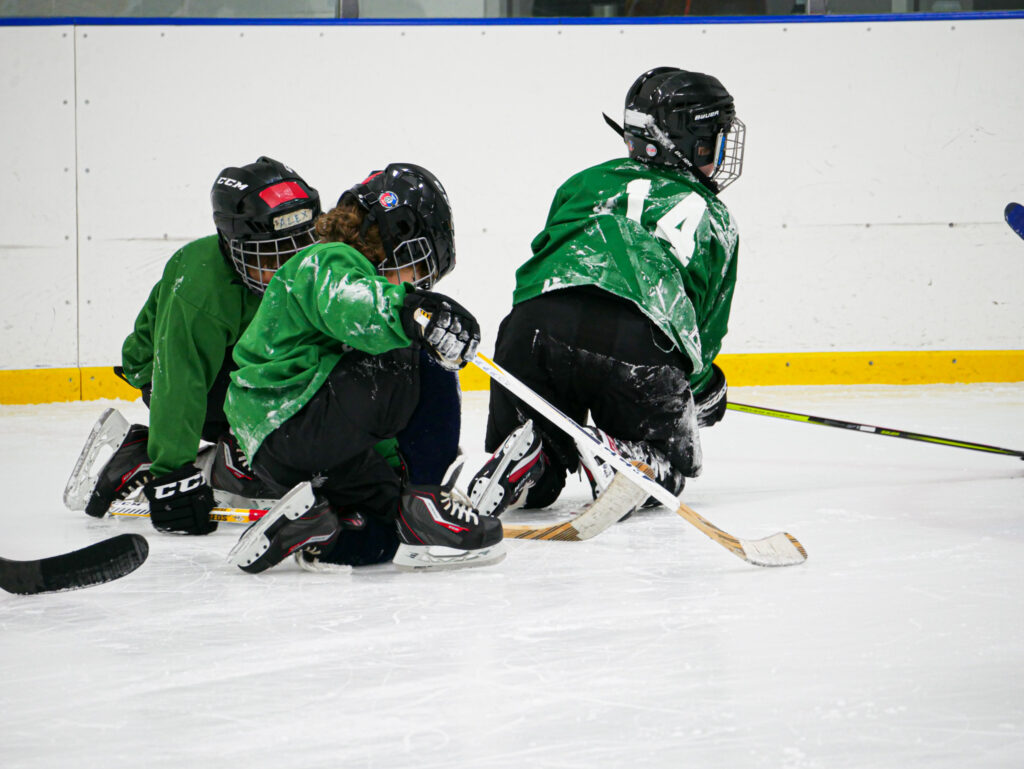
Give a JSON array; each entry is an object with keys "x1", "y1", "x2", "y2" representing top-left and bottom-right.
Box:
[{"x1": 1, "y1": 384, "x2": 1022, "y2": 769}]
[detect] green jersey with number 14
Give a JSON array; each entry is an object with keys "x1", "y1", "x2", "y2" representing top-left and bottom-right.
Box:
[{"x1": 513, "y1": 158, "x2": 738, "y2": 395}]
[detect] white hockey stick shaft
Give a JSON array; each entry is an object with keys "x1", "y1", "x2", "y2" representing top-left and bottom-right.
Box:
[{"x1": 472, "y1": 353, "x2": 807, "y2": 567}]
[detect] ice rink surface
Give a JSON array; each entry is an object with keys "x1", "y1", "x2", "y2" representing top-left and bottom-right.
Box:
[{"x1": 1, "y1": 384, "x2": 1022, "y2": 769}]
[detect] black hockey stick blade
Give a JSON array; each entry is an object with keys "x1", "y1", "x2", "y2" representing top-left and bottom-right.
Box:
[
  {"x1": 1006, "y1": 202, "x2": 1024, "y2": 240},
  {"x1": 0, "y1": 534, "x2": 149, "y2": 595}
]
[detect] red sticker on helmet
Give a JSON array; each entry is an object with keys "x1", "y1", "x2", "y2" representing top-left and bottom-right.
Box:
[{"x1": 259, "y1": 181, "x2": 309, "y2": 208}]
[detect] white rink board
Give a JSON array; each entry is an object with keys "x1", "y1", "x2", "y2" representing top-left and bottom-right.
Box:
[
  {"x1": 0, "y1": 26, "x2": 79, "y2": 369},
  {"x1": 2, "y1": 18, "x2": 1024, "y2": 369}
]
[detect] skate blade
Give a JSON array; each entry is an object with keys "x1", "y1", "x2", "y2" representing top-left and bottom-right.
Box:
[
  {"x1": 227, "y1": 482, "x2": 315, "y2": 570},
  {"x1": 392, "y1": 541, "x2": 507, "y2": 572},
  {"x1": 468, "y1": 419, "x2": 537, "y2": 513},
  {"x1": 63, "y1": 408, "x2": 131, "y2": 511}
]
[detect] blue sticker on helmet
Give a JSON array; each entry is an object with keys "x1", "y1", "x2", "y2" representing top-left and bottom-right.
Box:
[{"x1": 379, "y1": 191, "x2": 399, "y2": 209}]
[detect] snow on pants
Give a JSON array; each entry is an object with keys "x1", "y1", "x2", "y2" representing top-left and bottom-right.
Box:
[
  {"x1": 485, "y1": 286, "x2": 701, "y2": 508},
  {"x1": 253, "y1": 348, "x2": 418, "y2": 523}
]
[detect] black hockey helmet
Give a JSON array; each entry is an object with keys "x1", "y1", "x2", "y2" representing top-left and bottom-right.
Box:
[
  {"x1": 619, "y1": 67, "x2": 745, "y2": 191},
  {"x1": 340, "y1": 163, "x2": 454, "y2": 290},
  {"x1": 211, "y1": 156, "x2": 321, "y2": 294}
]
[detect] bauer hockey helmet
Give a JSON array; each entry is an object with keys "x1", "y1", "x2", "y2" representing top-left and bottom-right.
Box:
[
  {"x1": 620, "y1": 67, "x2": 745, "y2": 192},
  {"x1": 211, "y1": 156, "x2": 321, "y2": 294},
  {"x1": 340, "y1": 163, "x2": 454, "y2": 290}
]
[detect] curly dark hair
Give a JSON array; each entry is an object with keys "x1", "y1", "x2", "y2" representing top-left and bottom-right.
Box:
[{"x1": 314, "y1": 199, "x2": 386, "y2": 265}]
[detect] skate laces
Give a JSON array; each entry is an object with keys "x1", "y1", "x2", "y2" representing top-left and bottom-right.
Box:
[
  {"x1": 117, "y1": 469, "x2": 153, "y2": 501},
  {"x1": 224, "y1": 434, "x2": 255, "y2": 474},
  {"x1": 443, "y1": 485, "x2": 480, "y2": 525},
  {"x1": 294, "y1": 548, "x2": 352, "y2": 574},
  {"x1": 439, "y1": 459, "x2": 481, "y2": 525},
  {"x1": 583, "y1": 427, "x2": 673, "y2": 484}
]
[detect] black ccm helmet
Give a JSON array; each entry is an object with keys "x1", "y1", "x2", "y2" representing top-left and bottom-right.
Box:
[
  {"x1": 211, "y1": 156, "x2": 321, "y2": 294},
  {"x1": 621, "y1": 67, "x2": 745, "y2": 192},
  {"x1": 340, "y1": 163, "x2": 454, "y2": 290}
]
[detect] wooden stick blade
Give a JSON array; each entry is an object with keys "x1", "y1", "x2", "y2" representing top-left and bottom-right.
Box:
[
  {"x1": 675, "y1": 501, "x2": 807, "y2": 567},
  {"x1": 740, "y1": 532, "x2": 808, "y2": 567},
  {"x1": 503, "y1": 465, "x2": 651, "y2": 541}
]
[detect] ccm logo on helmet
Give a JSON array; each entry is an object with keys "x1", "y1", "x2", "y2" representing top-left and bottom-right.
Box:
[{"x1": 217, "y1": 176, "x2": 249, "y2": 191}]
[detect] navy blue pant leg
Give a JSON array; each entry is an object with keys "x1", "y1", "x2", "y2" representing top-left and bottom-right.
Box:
[{"x1": 397, "y1": 349, "x2": 462, "y2": 485}]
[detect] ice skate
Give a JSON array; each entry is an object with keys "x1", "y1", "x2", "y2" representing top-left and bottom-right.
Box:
[
  {"x1": 580, "y1": 427, "x2": 684, "y2": 505},
  {"x1": 207, "y1": 432, "x2": 283, "y2": 509},
  {"x1": 228, "y1": 482, "x2": 341, "y2": 574},
  {"x1": 64, "y1": 408, "x2": 155, "y2": 517},
  {"x1": 293, "y1": 511, "x2": 372, "y2": 573},
  {"x1": 394, "y1": 461, "x2": 505, "y2": 571},
  {"x1": 64, "y1": 408, "x2": 132, "y2": 511},
  {"x1": 468, "y1": 419, "x2": 545, "y2": 516}
]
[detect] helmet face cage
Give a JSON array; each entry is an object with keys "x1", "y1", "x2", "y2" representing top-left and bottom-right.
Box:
[
  {"x1": 211, "y1": 157, "x2": 321, "y2": 294},
  {"x1": 710, "y1": 117, "x2": 745, "y2": 190},
  {"x1": 225, "y1": 226, "x2": 318, "y2": 295},
  {"x1": 377, "y1": 236, "x2": 439, "y2": 290}
]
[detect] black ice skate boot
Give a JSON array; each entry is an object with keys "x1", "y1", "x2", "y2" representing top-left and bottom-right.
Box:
[
  {"x1": 394, "y1": 462, "x2": 505, "y2": 571},
  {"x1": 228, "y1": 483, "x2": 342, "y2": 574},
  {"x1": 467, "y1": 419, "x2": 545, "y2": 516},
  {"x1": 82, "y1": 422, "x2": 154, "y2": 518},
  {"x1": 208, "y1": 432, "x2": 284, "y2": 508},
  {"x1": 579, "y1": 428, "x2": 685, "y2": 507}
]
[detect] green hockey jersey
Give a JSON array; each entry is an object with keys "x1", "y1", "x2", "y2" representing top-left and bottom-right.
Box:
[
  {"x1": 513, "y1": 158, "x2": 738, "y2": 395},
  {"x1": 225, "y1": 242, "x2": 413, "y2": 463},
  {"x1": 120, "y1": 235, "x2": 262, "y2": 476}
]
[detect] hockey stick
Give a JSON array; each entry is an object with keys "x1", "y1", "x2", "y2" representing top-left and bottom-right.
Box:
[
  {"x1": 0, "y1": 534, "x2": 148, "y2": 595},
  {"x1": 109, "y1": 500, "x2": 268, "y2": 524},
  {"x1": 473, "y1": 353, "x2": 807, "y2": 567},
  {"x1": 110, "y1": 482, "x2": 651, "y2": 542},
  {"x1": 727, "y1": 402, "x2": 1024, "y2": 461},
  {"x1": 502, "y1": 464, "x2": 652, "y2": 541},
  {"x1": 1006, "y1": 202, "x2": 1024, "y2": 240}
]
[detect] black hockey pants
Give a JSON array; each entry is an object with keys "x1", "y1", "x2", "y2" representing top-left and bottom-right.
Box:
[
  {"x1": 253, "y1": 347, "x2": 421, "y2": 523},
  {"x1": 485, "y1": 287, "x2": 701, "y2": 508}
]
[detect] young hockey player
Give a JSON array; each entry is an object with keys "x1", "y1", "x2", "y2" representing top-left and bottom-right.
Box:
[
  {"x1": 470, "y1": 67, "x2": 744, "y2": 511},
  {"x1": 64, "y1": 157, "x2": 320, "y2": 534},
  {"x1": 225, "y1": 163, "x2": 507, "y2": 573}
]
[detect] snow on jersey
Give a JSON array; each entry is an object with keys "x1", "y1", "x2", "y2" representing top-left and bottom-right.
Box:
[
  {"x1": 513, "y1": 158, "x2": 738, "y2": 395},
  {"x1": 225, "y1": 242, "x2": 413, "y2": 462}
]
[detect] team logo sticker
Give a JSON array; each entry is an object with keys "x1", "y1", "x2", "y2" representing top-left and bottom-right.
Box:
[
  {"x1": 645, "y1": 143, "x2": 658, "y2": 158},
  {"x1": 379, "y1": 191, "x2": 399, "y2": 209}
]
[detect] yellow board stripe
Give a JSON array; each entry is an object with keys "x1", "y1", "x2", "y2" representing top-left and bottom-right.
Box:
[
  {"x1": 715, "y1": 349, "x2": 1024, "y2": 386},
  {"x1": 1, "y1": 349, "x2": 1021, "y2": 405}
]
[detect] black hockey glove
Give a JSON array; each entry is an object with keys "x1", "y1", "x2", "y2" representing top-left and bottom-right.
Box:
[
  {"x1": 400, "y1": 288, "x2": 481, "y2": 371},
  {"x1": 143, "y1": 465, "x2": 217, "y2": 536},
  {"x1": 694, "y1": 363, "x2": 728, "y2": 429}
]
